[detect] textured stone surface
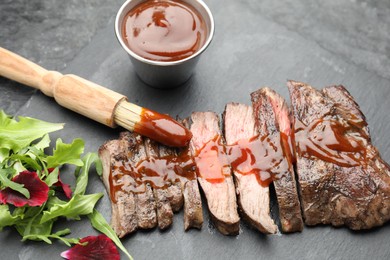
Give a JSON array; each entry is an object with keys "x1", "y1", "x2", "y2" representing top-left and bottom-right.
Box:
[
  {"x1": 253, "y1": 0, "x2": 390, "y2": 80},
  {"x1": 1, "y1": 0, "x2": 389, "y2": 114},
  {"x1": 1, "y1": 1, "x2": 390, "y2": 260},
  {"x1": 0, "y1": 0, "x2": 123, "y2": 114}
]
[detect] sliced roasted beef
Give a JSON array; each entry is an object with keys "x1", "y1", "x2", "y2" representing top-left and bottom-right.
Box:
[
  {"x1": 189, "y1": 112, "x2": 240, "y2": 235},
  {"x1": 159, "y1": 145, "x2": 185, "y2": 213},
  {"x1": 182, "y1": 176, "x2": 204, "y2": 230},
  {"x1": 98, "y1": 138, "x2": 137, "y2": 238},
  {"x1": 251, "y1": 88, "x2": 304, "y2": 233},
  {"x1": 223, "y1": 103, "x2": 278, "y2": 234},
  {"x1": 288, "y1": 80, "x2": 390, "y2": 230},
  {"x1": 181, "y1": 119, "x2": 204, "y2": 230},
  {"x1": 119, "y1": 132, "x2": 157, "y2": 230},
  {"x1": 144, "y1": 138, "x2": 174, "y2": 230}
]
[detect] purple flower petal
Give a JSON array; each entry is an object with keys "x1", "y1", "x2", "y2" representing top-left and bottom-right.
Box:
[
  {"x1": 61, "y1": 235, "x2": 120, "y2": 260},
  {"x1": 49, "y1": 168, "x2": 72, "y2": 199},
  {"x1": 0, "y1": 171, "x2": 49, "y2": 207}
]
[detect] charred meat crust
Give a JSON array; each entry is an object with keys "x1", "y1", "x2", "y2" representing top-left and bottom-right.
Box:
[{"x1": 288, "y1": 80, "x2": 390, "y2": 230}]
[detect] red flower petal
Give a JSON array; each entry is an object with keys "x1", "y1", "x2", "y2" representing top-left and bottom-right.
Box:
[
  {"x1": 0, "y1": 171, "x2": 49, "y2": 207},
  {"x1": 49, "y1": 168, "x2": 72, "y2": 199},
  {"x1": 61, "y1": 235, "x2": 120, "y2": 260}
]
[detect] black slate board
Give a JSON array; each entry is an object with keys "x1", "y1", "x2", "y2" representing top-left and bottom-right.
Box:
[{"x1": 1, "y1": 0, "x2": 390, "y2": 259}]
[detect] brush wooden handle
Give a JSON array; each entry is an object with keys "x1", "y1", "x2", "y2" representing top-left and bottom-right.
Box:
[{"x1": 0, "y1": 47, "x2": 126, "y2": 127}]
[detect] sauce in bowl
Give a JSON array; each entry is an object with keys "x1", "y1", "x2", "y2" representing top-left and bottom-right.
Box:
[{"x1": 122, "y1": 0, "x2": 208, "y2": 62}]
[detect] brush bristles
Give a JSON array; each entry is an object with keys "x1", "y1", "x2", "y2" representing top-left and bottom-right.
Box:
[{"x1": 114, "y1": 100, "x2": 142, "y2": 131}]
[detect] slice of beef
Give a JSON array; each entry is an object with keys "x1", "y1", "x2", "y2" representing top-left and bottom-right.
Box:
[
  {"x1": 98, "y1": 138, "x2": 137, "y2": 238},
  {"x1": 181, "y1": 119, "x2": 204, "y2": 230},
  {"x1": 223, "y1": 102, "x2": 278, "y2": 234},
  {"x1": 251, "y1": 88, "x2": 304, "y2": 233},
  {"x1": 189, "y1": 112, "x2": 240, "y2": 235},
  {"x1": 182, "y1": 176, "x2": 204, "y2": 230},
  {"x1": 119, "y1": 132, "x2": 157, "y2": 230},
  {"x1": 288, "y1": 80, "x2": 390, "y2": 230},
  {"x1": 143, "y1": 138, "x2": 174, "y2": 230},
  {"x1": 159, "y1": 145, "x2": 184, "y2": 213}
]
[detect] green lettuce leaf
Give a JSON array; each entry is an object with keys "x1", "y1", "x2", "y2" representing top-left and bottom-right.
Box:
[
  {"x1": 40, "y1": 193, "x2": 103, "y2": 223},
  {"x1": 16, "y1": 214, "x2": 53, "y2": 241},
  {"x1": 0, "y1": 148, "x2": 8, "y2": 162},
  {"x1": 21, "y1": 228, "x2": 79, "y2": 246},
  {"x1": 73, "y1": 153, "x2": 100, "y2": 196},
  {"x1": 0, "y1": 110, "x2": 64, "y2": 152},
  {"x1": 0, "y1": 205, "x2": 23, "y2": 231},
  {"x1": 45, "y1": 192, "x2": 67, "y2": 208},
  {"x1": 88, "y1": 209, "x2": 133, "y2": 260},
  {"x1": 33, "y1": 134, "x2": 51, "y2": 151},
  {"x1": 9, "y1": 153, "x2": 42, "y2": 171},
  {"x1": 44, "y1": 167, "x2": 59, "y2": 187},
  {"x1": 46, "y1": 138, "x2": 84, "y2": 168}
]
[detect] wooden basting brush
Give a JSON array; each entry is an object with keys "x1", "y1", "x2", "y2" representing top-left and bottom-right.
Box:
[{"x1": 0, "y1": 47, "x2": 192, "y2": 147}]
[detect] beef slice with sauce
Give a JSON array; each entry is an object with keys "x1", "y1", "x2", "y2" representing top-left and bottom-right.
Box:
[
  {"x1": 223, "y1": 103, "x2": 278, "y2": 234},
  {"x1": 189, "y1": 112, "x2": 240, "y2": 235},
  {"x1": 288, "y1": 80, "x2": 390, "y2": 230},
  {"x1": 99, "y1": 132, "x2": 157, "y2": 237},
  {"x1": 158, "y1": 138, "x2": 204, "y2": 230},
  {"x1": 250, "y1": 88, "x2": 304, "y2": 233},
  {"x1": 98, "y1": 138, "x2": 138, "y2": 237},
  {"x1": 143, "y1": 138, "x2": 174, "y2": 230},
  {"x1": 180, "y1": 119, "x2": 205, "y2": 230},
  {"x1": 119, "y1": 132, "x2": 157, "y2": 230}
]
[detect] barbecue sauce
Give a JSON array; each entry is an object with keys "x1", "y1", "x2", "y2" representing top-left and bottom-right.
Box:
[
  {"x1": 137, "y1": 148, "x2": 197, "y2": 189},
  {"x1": 134, "y1": 108, "x2": 193, "y2": 147},
  {"x1": 226, "y1": 134, "x2": 288, "y2": 187},
  {"x1": 193, "y1": 135, "x2": 230, "y2": 183},
  {"x1": 109, "y1": 160, "x2": 145, "y2": 203},
  {"x1": 191, "y1": 134, "x2": 289, "y2": 187},
  {"x1": 294, "y1": 118, "x2": 368, "y2": 167},
  {"x1": 109, "y1": 148, "x2": 196, "y2": 201},
  {"x1": 122, "y1": 0, "x2": 207, "y2": 62},
  {"x1": 110, "y1": 115, "x2": 370, "y2": 200},
  {"x1": 109, "y1": 130, "x2": 294, "y2": 199}
]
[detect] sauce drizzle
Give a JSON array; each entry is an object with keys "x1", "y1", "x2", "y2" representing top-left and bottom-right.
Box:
[
  {"x1": 294, "y1": 119, "x2": 368, "y2": 167},
  {"x1": 192, "y1": 134, "x2": 288, "y2": 187},
  {"x1": 109, "y1": 148, "x2": 196, "y2": 202},
  {"x1": 137, "y1": 148, "x2": 197, "y2": 188},
  {"x1": 193, "y1": 135, "x2": 229, "y2": 183},
  {"x1": 226, "y1": 134, "x2": 288, "y2": 187}
]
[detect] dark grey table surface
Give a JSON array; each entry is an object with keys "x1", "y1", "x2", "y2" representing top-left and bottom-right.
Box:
[{"x1": 1, "y1": 0, "x2": 390, "y2": 259}]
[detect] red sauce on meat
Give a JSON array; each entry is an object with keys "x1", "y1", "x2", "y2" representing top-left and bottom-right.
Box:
[
  {"x1": 133, "y1": 108, "x2": 192, "y2": 147},
  {"x1": 193, "y1": 135, "x2": 229, "y2": 183},
  {"x1": 122, "y1": 0, "x2": 207, "y2": 62},
  {"x1": 137, "y1": 148, "x2": 197, "y2": 188},
  {"x1": 192, "y1": 134, "x2": 288, "y2": 187},
  {"x1": 109, "y1": 131, "x2": 293, "y2": 200},
  {"x1": 294, "y1": 119, "x2": 368, "y2": 166},
  {"x1": 109, "y1": 148, "x2": 196, "y2": 202},
  {"x1": 226, "y1": 134, "x2": 288, "y2": 187}
]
